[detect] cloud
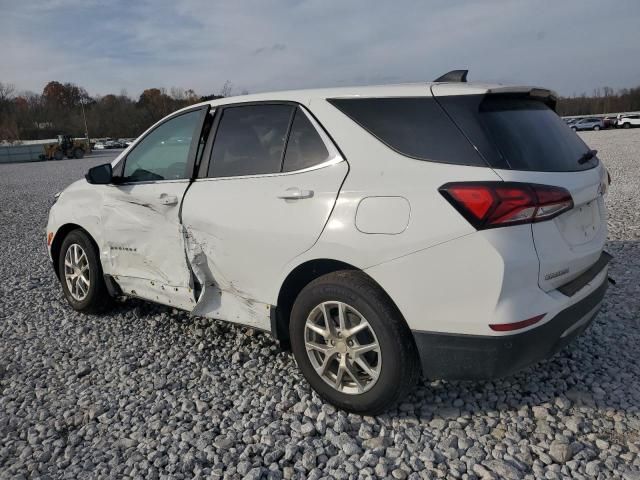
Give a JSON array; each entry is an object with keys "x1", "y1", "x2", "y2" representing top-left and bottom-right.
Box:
[{"x1": 1, "y1": 0, "x2": 639, "y2": 97}]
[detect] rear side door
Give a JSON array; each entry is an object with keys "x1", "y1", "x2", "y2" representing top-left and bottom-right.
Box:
[
  {"x1": 181, "y1": 103, "x2": 348, "y2": 318},
  {"x1": 101, "y1": 107, "x2": 209, "y2": 309}
]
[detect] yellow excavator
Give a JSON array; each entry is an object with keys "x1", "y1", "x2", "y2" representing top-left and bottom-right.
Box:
[{"x1": 40, "y1": 135, "x2": 90, "y2": 160}]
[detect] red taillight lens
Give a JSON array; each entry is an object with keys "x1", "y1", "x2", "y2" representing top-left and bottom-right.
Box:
[
  {"x1": 440, "y1": 182, "x2": 573, "y2": 229},
  {"x1": 489, "y1": 313, "x2": 546, "y2": 332},
  {"x1": 445, "y1": 186, "x2": 495, "y2": 219}
]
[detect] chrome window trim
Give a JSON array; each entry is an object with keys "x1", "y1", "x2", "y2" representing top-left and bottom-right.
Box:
[{"x1": 192, "y1": 156, "x2": 345, "y2": 183}]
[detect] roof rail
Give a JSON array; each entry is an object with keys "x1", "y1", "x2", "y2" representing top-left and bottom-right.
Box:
[{"x1": 434, "y1": 70, "x2": 468, "y2": 83}]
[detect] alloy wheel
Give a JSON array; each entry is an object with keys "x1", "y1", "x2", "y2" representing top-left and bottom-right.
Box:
[
  {"x1": 64, "y1": 243, "x2": 91, "y2": 301},
  {"x1": 304, "y1": 301, "x2": 381, "y2": 394}
]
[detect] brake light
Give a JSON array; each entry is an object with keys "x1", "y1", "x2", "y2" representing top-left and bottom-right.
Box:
[{"x1": 439, "y1": 182, "x2": 573, "y2": 229}]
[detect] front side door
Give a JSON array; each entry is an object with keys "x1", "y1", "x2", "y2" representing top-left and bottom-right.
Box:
[
  {"x1": 181, "y1": 103, "x2": 348, "y2": 325},
  {"x1": 100, "y1": 107, "x2": 208, "y2": 309}
]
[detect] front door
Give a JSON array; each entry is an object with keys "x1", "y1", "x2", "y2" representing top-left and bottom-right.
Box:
[{"x1": 100, "y1": 108, "x2": 208, "y2": 309}]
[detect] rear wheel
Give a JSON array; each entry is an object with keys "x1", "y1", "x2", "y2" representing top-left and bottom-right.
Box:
[
  {"x1": 73, "y1": 148, "x2": 84, "y2": 159},
  {"x1": 289, "y1": 270, "x2": 420, "y2": 414},
  {"x1": 571, "y1": 126, "x2": 577, "y2": 132},
  {"x1": 593, "y1": 125, "x2": 600, "y2": 131},
  {"x1": 58, "y1": 230, "x2": 112, "y2": 313}
]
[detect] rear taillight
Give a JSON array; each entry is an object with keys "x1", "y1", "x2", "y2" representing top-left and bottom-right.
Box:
[{"x1": 439, "y1": 182, "x2": 573, "y2": 229}]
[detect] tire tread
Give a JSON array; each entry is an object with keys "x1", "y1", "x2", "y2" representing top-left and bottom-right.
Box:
[{"x1": 291, "y1": 270, "x2": 420, "y2": 414}]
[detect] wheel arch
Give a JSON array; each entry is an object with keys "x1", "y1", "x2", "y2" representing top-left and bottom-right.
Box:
[
  {"x1": 50, "y1": 223, "x2": 100, "y2": 279},
  {"x1": 273, "y1": 258, "x2": 407, "y2": 350}
]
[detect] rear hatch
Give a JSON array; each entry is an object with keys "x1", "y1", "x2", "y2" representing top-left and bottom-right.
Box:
[{"x1": 433, "y1": 86, "x2": 608, "y2": 292}]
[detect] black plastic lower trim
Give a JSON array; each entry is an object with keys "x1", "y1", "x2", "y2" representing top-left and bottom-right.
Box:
[
  {"x1": 557, "y1": 251, "x2": 612, "y2": 297},
  {"x1": 103, "y1": 275, "x2": 123, "y2": 297},
  {"x1": 412, "y1": 276, "x2": 608, "y2": 380}
]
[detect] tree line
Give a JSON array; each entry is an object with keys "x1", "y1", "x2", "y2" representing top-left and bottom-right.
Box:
[
  {"x1": 1, "y1": 80, "x2": 640, "y2": 142},
  {"x1": 0, "y1": 80, "x2": 237, "y2": 142},
  {"x1": 556, "y1": 86, "x2": 640, "y2": 117}
]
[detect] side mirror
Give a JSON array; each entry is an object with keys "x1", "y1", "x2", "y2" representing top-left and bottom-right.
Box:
[{"x1": 85, "y1": 163, "x2": 113, "y2": 184}]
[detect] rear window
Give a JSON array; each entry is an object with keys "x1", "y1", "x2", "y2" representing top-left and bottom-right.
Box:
[
  {"x1": 328, "y1": 97, "x2": 486, "y2": 166},
  {"x1": 478, "y1": 97, "x2": 596, "y2": 172}
]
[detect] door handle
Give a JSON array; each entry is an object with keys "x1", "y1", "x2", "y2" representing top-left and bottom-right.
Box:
[
  {"x1": 278, "y1": 187, "x2": 314, "y2": 200},
  {"x1": 159, "y1": 193, "x2": 179, "y2": 205}
]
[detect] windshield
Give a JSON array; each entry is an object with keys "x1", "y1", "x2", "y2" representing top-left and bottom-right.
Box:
[{"x1": 478, "y1": 97, "x2": 597, "y2": 172}]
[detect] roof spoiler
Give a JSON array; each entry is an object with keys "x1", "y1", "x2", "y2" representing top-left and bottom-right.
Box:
[
  {"x1": 486, "y1": 86, "x2": 558, "y2": 110},
  {"x1": 434, "y1": 69, "x2": 468, "y2": 83}
]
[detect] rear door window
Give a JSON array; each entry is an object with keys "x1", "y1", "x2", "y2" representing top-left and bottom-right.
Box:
[
  {"x1": 282, "y1": 108, "x2": 330, "y2": 172},
  {"x1": 328, "y1": 97, "x2": 485, "y2": 166},
  {"x1": 209, "y1": 104, "x2": 294, "y2": 178},
  {"x1": 478, "y1": 97, "x2": 596, "y2": 171}
]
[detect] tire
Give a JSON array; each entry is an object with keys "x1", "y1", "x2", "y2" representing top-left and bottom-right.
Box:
[
  {"x1": 54, "y1": 150, "x2": 64, "y2": 160},
  {"x1": 571, "y1": 127, "x2": 577, "y2": 132},
  {"x1": 58, "y1": 229, "x2": 113, "y2": 313},
  {"x1": 623, "y1": 122, "x2": 630, "y2": 129},
  {"x1": 74, "y1": 148, "x2": 84, "y2": 159},
  {"x1": 289, "y1": 270, "x2": 420, "y2": 414},
  {"x1": 593, "y1": 125, "x2": 600, "y2": 131}
]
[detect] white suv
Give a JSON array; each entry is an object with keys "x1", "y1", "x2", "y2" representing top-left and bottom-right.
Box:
[
  {"x1": 618, "y1": 113, "x2": 640, "y2": 128},
  {"x1": 47, "y1": 72, "x2": 610, "y2": 414}
]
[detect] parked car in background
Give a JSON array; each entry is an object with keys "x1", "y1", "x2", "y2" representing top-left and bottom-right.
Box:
[
  {"x1": 46, "y1": 74, "x2": 610, "y2": 414},
  {"x1": 125, "y1": 138, "x2": 135, "y2": 147},
  {"x1": 94, "y1": 142, "x2": 106, "y2": 150},
  {"x1": 618, "y1": 114, "x2": 640, "y2": 129},
  {"x1": 104, "y1": 140, "x2": 117, "y2": 149},
  {"x1": 571, "y1": 117, "x2": 604, "y2": 131}
]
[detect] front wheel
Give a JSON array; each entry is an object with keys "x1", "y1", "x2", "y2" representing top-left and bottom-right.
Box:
[
  {"x1": 74, "y1": 148, "x2": 85, "y2": 159},
  {"x1": 290, "y1": 270, "x2": 420, "y2": 415},
  {"x1": 593, "y1": 125, "x2": 600, "y2": 131},
  {"x1": 58, "y1": 230, "x2": 112, "y2": 313},
  {"x1": 623, "y1": 123, "x2": 630, "y2": 129}
]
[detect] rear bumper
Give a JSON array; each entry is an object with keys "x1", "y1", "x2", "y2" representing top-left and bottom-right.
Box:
[{"x1": 413, "y1": 274, "x2": 608, "y2": 380}]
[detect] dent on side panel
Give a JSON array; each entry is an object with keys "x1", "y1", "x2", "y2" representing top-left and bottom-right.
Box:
[
  {"x1": 183, "y1": 226, "x2": 272, "y2": 330},
  {"x1": 100, "y1": 184, "x2": 198, "y2": 310},
  {"x1": 102, "y1": 190, "x2": 188, "y2": 285}
]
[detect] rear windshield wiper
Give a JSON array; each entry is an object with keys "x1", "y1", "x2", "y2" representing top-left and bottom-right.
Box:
[{"x1": 578, "y1": 149, "x2": 598, "y2": 165}]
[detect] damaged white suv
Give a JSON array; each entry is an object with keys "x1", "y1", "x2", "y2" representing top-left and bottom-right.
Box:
[{"x1": 47, "y1": 71, "x2": 610, "y2": 414}]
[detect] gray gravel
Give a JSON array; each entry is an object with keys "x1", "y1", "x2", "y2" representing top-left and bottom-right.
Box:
[{"x1": 1, "y1": 132, "x2": 639, "y2": 479}]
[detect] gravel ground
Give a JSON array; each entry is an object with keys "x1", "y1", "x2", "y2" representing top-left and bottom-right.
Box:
[{"x1": 1, "y1": 132, "x2": 639, "y2": 480}]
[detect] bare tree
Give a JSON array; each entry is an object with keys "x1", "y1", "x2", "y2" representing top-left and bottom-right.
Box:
[
  {"x1": 0, "y1": 82, "x2": 15, "y2": 102},
  {"x1": 219, "y1": 80, "x2": 233, "y2": 97}
]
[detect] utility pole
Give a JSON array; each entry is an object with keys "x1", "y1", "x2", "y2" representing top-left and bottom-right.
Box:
[
  {"x1": 80, "y1": 98, "x2": 92, "y2": 152},
  {"x1": 80, "y1": 98, "x2": 90, "y2": 143}
]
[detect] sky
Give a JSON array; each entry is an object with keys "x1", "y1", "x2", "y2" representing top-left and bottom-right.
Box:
[{"x1": 1, "y1": 0, "x2": 639, "y2": 98}]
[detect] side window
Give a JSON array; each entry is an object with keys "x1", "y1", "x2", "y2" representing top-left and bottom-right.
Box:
[
  {"x1": 282, "y1": 108, "x2": 330, "y2": 172},
  {"x1": 209, "y1": 104, "x2": 293, "y2": 178},
  {"x1": 123, "y1": 110, "x2": 202, "y2": 182},
  {"x1": 328, "y1": 97, "x2": 485, "y2": 166}
]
